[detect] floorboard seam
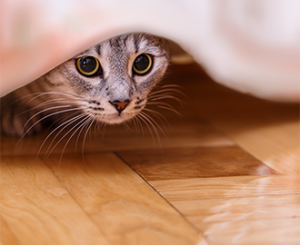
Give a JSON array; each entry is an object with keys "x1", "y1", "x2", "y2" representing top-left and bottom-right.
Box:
[{"x1": 114, "y1": 151, "x2": 215, "y2": 245}]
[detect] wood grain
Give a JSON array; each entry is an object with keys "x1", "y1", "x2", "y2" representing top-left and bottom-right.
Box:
[
  {"x1": 0, "y1": 158, "x2": 110, "y2": 245},
  {"x1": 43, "y1": 153, "x2": 205, "y2": 245},
  {"x1": 172, "y1": 195, "x2": 300, "y2": 224},
  {"x1": 150, "y1": 176, "x2": 300, "y2": 201},
  {"x1": 118, "y1": 146, "x2": 277, "y2": 181},
  {"x1": 0, "y1": 215, "x2": 20, "y2": 245},
  {"x1": 201, "y1": 217, "x2": 300, "y2": 245}
]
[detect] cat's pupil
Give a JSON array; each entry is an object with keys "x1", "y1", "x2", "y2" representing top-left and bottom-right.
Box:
[
  {"x1": 134, "y1": 55, "x2": 149, "y2": 70},
  {"x1": 80, "y1": 57, "x2": 97, "y2": 72},
  {"x1": 133, "y1": 54, "x2": 151, "y2": 74}
]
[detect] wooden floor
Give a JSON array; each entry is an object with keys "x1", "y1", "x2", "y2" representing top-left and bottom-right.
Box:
[{"x1": 1, "y1": 63, "x2": 299, "y2": 245}]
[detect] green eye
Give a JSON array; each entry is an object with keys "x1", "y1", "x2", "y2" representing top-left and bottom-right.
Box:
[
  {"x1": 132, "y1": 54, "x2": 152, "y2": 75},
  {"x1": 76, "y1": 56, "x2": 101, "y2": 77}
]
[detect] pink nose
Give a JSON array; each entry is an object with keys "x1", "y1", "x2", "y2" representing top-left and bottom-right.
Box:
[{"x1": 110, "y1": 100, "x2": 130, "y2": 113}]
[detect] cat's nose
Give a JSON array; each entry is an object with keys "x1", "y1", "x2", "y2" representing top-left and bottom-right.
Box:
[{"x1": 110, "y1": 100, "x2": 130, "y2": 114}]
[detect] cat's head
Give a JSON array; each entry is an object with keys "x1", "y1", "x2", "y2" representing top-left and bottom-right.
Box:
[{"x1": 47, "y1": 33, "x2": 169, "y2": 124}]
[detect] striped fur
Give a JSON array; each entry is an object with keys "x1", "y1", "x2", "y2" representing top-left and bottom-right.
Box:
[{"x1": 0, "y1": 34, "x2": 170, "y2": 137}]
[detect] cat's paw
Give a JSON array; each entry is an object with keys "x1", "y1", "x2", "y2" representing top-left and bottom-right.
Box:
[{"x1": 1, "y1": 105, "x2": 43, "y2": 137}]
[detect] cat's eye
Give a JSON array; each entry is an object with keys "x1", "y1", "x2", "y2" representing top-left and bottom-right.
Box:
[
  {"x1": 76, "y1": 56, "x2": 101, "y2": 77},
  {"x1": 132, "y1": 54, "x2": 152, "y2": 75}
]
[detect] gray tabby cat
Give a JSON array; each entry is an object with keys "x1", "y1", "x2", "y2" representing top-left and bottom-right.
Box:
[{"x1": 0, "y1": 33, "x2": 170, "y2": 137}]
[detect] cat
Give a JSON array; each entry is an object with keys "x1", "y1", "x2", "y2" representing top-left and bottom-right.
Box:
[{"x1": 0, "y1": 33, "x2": 170, "y2": 138}]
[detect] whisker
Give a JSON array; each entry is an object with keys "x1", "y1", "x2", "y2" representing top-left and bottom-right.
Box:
[
  {"x1": 17, "y1": 98, "x2": 75, "y2": 116},
  {"x1": 137, "y1": 114, "x2": 155, "y2": 145},
  {"x1": 46, "y1": 111, "x2": 81, "y2": 131},
  {"x1": 81, "y1": 118, "x2": 95, "y2": 158},
  {"x1": 149, "y1": 88, "x2": 185, "y2": 96},
  {"x1": 91, "y1": 120, "x2": 106, "y2": 140},
  {"x1": 139, "y1": 112, "x2": 161, "y2": 147},
  {"x1": 131, "y1": 117, "x2": 139, "y2": 135},
  {"x1": 22, "y1": 105, "x2": 76, "y2": 132},
  {"x1": 46, "y1": 114, "x2": 90, "y2": 157},
  {"x1": 132, "y1": 116, "x2": 143, "y2": 136},
  {"x1": 136, "y1": 116, "x2": 145, "y2": 136},
  {"x1": 44, "y1": 113, "x2": 87, "y2": 156},
  {"x1": 10, "y1": 91, "x2": 83, "y2": 108},
  {"x1": 155, "y1": 84, "x2": 182, "y2": 88},
  {"x1": 147, "y1": 101, "x2": 182, "y2": 116},
  {"x1": 159, "y1": 84, "x2": 183, "y2": 88},
  {"x1": 147, "y1": 101, "x2": 176, "y2": 108},
  {"x1": 148, "y1": 95, "x2": 183, "y2": 103},
  {"x1": 150, "y1": 84, "x2": 183, "y2": 92},
  {"x1": 142, "y1": 112, "x2": 167, "y2": 145},
  {"x1": 148, "y1": 88, "x2": 185, "y2": 97},
  {"x1": 25, "y1": 91, "x2": 85, "y2": 104},
  {"x1": 123, "y1": 121, "x2": 130, "y2": 132},
  {"x1": 98, "y1": 121, "x2": 106, "y2": 135},
  {"x1": 142, "y1": 107, "x2": 170, "y2": 129},
  {"x1": 75, "y1": 117, "x2": 94, "y2": 152},
  {"x1": 58, "y1": 115, "x2": 91, "y2": 164},
  {"x1": 123, "y1": 120, "x2": 136, "y2": 133},
  {"x1": 10, "y1": 92, "x2": 42, "y2": 105},
  {"x1": 147, "y1": 99, "x2": 182, "y2": 114},
  {"x1": 158, "y1": 106, "x2": 182, "y2": 116},
  {"x1": 37, "y1": 113, "x2": 87, "y2": 157},
  {"x1": 9, "y1": 92, "x2": 53, "y2": 106},
  {"x1": 19, "y1": 107, "x2": 84, "y2": 143}
]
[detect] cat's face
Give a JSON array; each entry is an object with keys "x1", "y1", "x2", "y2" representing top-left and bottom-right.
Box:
[{"x1": 46, "y1": 34, "x2": 169, "y2": 124}]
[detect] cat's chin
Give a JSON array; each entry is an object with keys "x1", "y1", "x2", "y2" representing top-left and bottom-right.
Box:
[
  {"x1": 106, "y1": 116, "x2": 129, "y2": 125},
  {"x1": 95, "y1": 113, "x2": 135, "y2": 125}
]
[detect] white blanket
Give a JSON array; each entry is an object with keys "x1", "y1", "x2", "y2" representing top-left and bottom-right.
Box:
[{"x1": 1, "y1": 0, "x2": 299, "y2": 101}]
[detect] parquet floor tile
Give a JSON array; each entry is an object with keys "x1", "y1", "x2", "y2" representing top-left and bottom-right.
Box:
[
  {"x1": 45, "y1": 152, "x2": 206, "y2": 245},
  {"x1": 118, "y1": 146, "x2": 277, "y2": 180}
]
